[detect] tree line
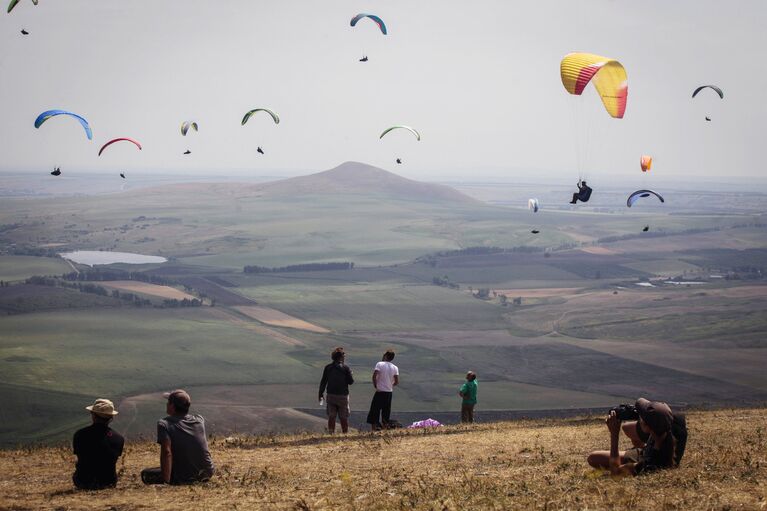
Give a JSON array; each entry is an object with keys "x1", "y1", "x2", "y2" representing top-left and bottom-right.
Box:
[
  {"x1": 417, "y1": 246, "x2": 544, "y2": 267},
  {"x1": 243, "y1": 262, "x2": 354, "y2": 273},
  {"x1": 62, "y1": 269, "x2": 177, "y2": 286},
  {"x1": 25, "y1": 276, "x2": 201, "y2": 308}
]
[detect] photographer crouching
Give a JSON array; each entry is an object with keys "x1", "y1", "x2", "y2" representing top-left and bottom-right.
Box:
[{"x1": 587, "y1": 398, "x2": 687, "y2": 476}]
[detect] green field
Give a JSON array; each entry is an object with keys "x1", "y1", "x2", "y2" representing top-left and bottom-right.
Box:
[
  {"x1": 236, "y1": 282, "x2": 510, "y2": 332},
  {"x1": 0, "y1": 292, "x2": 640, "y2": 446},
  {"x1": 0, "y1": 307, "x2": 323, "y2": 446},
  {"x1": 0, "y1": 256, "x2": 71, "y2": 282},
  {"x1": 0, "y1": 284, "x2": 121, "y2": 314},
  {"x1": 0, "y1": 308, "x2": 315, "y2": 397}
]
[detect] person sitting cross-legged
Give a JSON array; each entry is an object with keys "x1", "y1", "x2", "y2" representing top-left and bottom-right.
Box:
[
  {"x1": 73, "y1": 398, "x2": 125, "y2": 490},
  {"x1": 587, "y1": 398, "x2": 684, "y2": 476},
  {"x1": 141, "y1": 389, "x2": 214, "y2": 485}
]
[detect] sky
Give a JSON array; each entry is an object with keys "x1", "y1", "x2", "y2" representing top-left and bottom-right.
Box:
[{"x1": 0, "y1": 0, "x2": 764, "y2": 183}]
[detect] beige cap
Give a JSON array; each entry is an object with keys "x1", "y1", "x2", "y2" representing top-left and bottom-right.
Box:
[{"x1": 85, "y1": 398, "x2": 118, "y2": 417}]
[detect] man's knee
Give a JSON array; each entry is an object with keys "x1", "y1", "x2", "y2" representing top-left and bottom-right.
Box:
[{"x1": 587, "y1": 451, "x2": 607, "y2": 468}]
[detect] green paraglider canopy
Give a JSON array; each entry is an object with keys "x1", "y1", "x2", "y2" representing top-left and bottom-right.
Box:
[
  {"x1": 242, "y1": 108, "x2": 280, "y2": 126},
  {"x1": 379, "y1": 125, "x2": 421, "y2": 141},
  {"x1": 181, "y1": 121, "x2": 198, "y2": 136},
  {"x1": 7, "y1": 0, "x2": 38, "y2": 14}
]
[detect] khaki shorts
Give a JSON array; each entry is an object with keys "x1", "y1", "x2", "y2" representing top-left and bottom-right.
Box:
[
  {"x1": 623, "y1": 447, "x2": 646, "y2": 465},
  {"x1": 326, "y1": 394, "x2": 350, "y2": 421}
]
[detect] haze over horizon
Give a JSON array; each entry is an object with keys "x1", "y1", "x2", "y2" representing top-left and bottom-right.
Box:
[{"x1": 1, "y1": 1, "x2": 764, "y2": 183}]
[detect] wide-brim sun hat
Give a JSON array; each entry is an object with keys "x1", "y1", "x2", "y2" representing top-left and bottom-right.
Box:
[{"x1": 85, "y1": 398, "x2": 118, "y2": 417}]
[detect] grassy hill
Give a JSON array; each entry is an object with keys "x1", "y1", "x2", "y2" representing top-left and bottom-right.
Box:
[
  {"x1": 121, "y1": 161, "x2": 480, "y2": 204},
  {"x1": 247, "y1": 161, "x2": 482, "y2": 203},
  {"x1": 0, "y1": 408, "x2": 764, "y2": 510}
]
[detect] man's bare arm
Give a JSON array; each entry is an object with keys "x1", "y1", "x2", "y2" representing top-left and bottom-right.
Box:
[
  {"x1": 372, "y1": 369, "x2": 379, "y2": 390},
  {"x1": 607, "y1": 413, "x2": 637, "y2": 476},
  {"x1": 392, "y1": 375, "x2": 399, "y2": 387},
  {"x1": 160, "y1": 437, "x2": 172, "y2": 484}
]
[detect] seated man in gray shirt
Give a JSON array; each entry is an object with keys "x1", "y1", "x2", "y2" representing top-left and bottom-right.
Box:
[{"x1": 141, "y1": 389, "x2": 214, "y2": 485}]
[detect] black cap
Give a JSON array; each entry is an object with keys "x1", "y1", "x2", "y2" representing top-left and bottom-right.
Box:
[{"x1": 635, "y1": 398, "x2": 673, "y2": 435}]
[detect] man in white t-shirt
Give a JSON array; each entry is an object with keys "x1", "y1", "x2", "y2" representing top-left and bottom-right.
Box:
[{"x1": 366, "y1": 350, "x2": 399, "y2": 430}]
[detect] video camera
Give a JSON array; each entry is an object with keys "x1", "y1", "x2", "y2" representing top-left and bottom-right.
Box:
[{"x1": 609, "y1": 403, "x2": 640, "y2": 421}]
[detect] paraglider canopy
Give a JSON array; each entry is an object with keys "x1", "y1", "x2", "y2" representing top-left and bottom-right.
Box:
[
  {"x1": 34, "y1": 110, "x2": 92, "y2": 140},
  {"x1": 7, "y1": 0, "x2": 38, "y2": 14},
  {"x1": 98, "y1": 137, "x2": 142, "y2": 157},
  {"x1": 350, "y1": 13, "x2": 387, "y2": 35},
  {"x1": 380, "y1": 125, "x2": 421, "y2": 141},
  {"x1": 242, "y1": 108, "x2": 280, "y2": 126},
  {"x1": 181, "y1": 121, "x2": 198, "y2": 136},
  {"x1": 692, "y1": 85, "x2": 724, "y2": 99},
  {"x1": 560, "y1": 52, "x2": 628, "y2": 119},
  {"x1": 627, "y1": 189, "x2": 664, "y2": 207},
  {"x1": 640, "y1": 155, "x2": 653, "y2": 173}
]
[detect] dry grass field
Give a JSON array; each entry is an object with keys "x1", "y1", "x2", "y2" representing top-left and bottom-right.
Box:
[
  {"x1": 207, "y1": 308, "x2": 307, "y2": 347},
  {"x1": 578, "y1": 246, "x2": 623, "y2": 255},
  {"x1": 234, "y1": 305, "x2": 331, "y2": 333},
  {"x1": 99, "y1": 281, "x2": 197, "y2": 301},
  {"x1": 492, "y1": 287, "x2": 582, "y2": 298},
  {"x1": 0, "y1": 408, "x2": 764, "y2": 510}
]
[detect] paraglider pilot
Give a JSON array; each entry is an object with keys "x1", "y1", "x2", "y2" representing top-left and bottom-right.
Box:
[{"x1": 570, "y1": 180, "x2": 592, "y2": 204}]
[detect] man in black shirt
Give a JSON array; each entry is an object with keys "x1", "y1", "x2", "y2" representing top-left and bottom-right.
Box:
[
  {"x1": 570, "y1": 180, "x2": 593, "y2": 204},
  {"x1": 319, "y1": 347, "x2": 354, "y2": 433},
  {"x1": 73, "y1": 398, "x2": 124, "y2": 489}
]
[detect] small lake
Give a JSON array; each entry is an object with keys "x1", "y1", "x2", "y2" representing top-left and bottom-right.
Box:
[{"x1": 59, "y1": 251, "x2": 167, "y2": 266}]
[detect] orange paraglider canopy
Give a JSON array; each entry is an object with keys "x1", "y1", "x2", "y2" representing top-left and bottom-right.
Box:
[{"x1": 640, "y1": 155, "x2": 653, "y2": 172}]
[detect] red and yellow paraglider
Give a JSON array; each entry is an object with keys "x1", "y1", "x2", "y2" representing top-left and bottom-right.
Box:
[{"x1": 560, "y1": 53, "x2": 628, "y2": 119}]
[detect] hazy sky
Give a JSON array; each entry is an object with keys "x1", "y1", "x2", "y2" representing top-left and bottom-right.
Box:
[{"x1": 0, "y1": 1, "x2": 764, "y2": 182}]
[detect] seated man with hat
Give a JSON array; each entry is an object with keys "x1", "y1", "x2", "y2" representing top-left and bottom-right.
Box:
[
  {"x1": 141, "y1": 389, "x2": 215, "y2": 485},
  {"x1": 587, "y1": 397, "x2": 682, "y2": 476},
  {"x1": 73, "y1": 398, "x2": 124, "y2": 489}
]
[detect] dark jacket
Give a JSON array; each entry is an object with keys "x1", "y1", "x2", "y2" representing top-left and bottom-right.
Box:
[
  {"x1": 577, "y1": 183, "x2": 593, "y2": 202},
  {"x1": 319, "y1": 362, "x2": 354, "y2": 397},
  {"x1": 73, "y1": 423, "x2": 124, "y2": 489}
]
